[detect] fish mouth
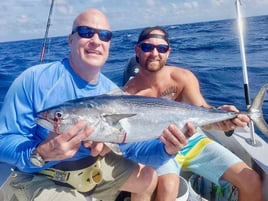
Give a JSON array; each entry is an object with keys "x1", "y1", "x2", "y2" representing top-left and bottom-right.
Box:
[{"x1": 35, "y1": 118, "x2": 54, "y2": 132}]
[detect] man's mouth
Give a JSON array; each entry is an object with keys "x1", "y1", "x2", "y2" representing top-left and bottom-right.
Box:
[{"x1": 85, "y1": 49, "x2": 101, "y2": 55}]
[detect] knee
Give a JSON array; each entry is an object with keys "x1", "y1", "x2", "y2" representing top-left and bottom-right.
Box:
[
  {"x1": 139, "y1": 165, "x2": 158, "y2": 193},
  {"x1": 223, "y1": 163, "x2": 262, "y2": 192},
  {"x1": 236, "y1": 170, "x2": 263, "y2": 201},
  {"x1": 157, "y1": 174, "x2": 179, "y2": 195},
  {"x1": 119, "y1": 164, "x2": 157, "y2": 195},
  {"x1": 238, "y1": 169, "x2": 262, "y2": 191},
  {"x1": 140, "y1": 166, "x2": 158, "y2": 190}
]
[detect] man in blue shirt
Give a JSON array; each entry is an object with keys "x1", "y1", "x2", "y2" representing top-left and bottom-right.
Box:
[{"x1": 0, "y1": 9, "x2": 194, "y2": 201}]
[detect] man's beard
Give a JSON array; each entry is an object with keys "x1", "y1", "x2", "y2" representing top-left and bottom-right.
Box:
[{"x1": 145, "y1": 60, "x2": 165, "y2": 72}]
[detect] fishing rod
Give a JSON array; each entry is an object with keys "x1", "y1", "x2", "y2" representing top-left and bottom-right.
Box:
[
  {"x1": 39, "y1": 0, "x2": 55, "y2": 63},
  {"x1": 235, "y1": 0, "x2": 259, "y2": 145}
]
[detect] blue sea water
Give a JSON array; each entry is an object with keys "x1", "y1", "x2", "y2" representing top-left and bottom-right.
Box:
[{"x1": 0, "y1": 15, "x2": 267, "y2": 141}]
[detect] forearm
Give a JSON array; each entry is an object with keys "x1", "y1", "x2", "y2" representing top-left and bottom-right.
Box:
[{"x1": 0, "y1": 134, "x2": 44, "y2": 172}]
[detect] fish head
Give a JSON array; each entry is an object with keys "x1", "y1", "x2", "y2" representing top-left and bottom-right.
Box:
[{"x1": 35, "y1": 102, "x2": 100, "y2": 134}]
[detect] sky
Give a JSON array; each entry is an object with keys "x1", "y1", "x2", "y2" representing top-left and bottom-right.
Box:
[{"x1": 0, "y1": 0, "x2": 268, "y2": 42}]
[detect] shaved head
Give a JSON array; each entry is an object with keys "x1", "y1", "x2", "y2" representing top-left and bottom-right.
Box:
[{"x1": 72, "y1": 9, "x2": 110, "y2": 32}]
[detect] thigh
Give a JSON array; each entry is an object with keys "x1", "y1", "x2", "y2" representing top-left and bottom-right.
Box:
[
  {"x1": 184, "y1": 139, "x2": 242, "y2": 186},
  {"x1": 10, "y1": 171, "x2": 87, "y2": 201},
  {"x1": 92, "y1": 152, "x2": 137, "y2": 201}
]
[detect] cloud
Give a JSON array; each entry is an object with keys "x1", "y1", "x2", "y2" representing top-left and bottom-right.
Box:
[
  {"x1": 17, "y1": 15, "x2": 28, "y2": 24},
  {"x1": 0, "y1": 0, "x2": 267, "y2": 42},
  {"x1": 184, "y1": 1, "x2": 199, "y2": 9}
]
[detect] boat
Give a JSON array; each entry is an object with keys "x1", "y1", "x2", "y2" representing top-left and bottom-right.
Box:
[{"x1": 0, "y1": 0, "x2": 267, "y2": 200}]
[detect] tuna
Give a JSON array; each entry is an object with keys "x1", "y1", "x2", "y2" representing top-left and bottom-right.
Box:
[{"x1": 35, "y1": 84, "x2": 268, "y2": 143}]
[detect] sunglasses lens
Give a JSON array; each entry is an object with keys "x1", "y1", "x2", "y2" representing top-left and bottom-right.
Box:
[
  {"x1": 73, "y1": 26, "x2": 112, "y2": 42},
  {"x1": 77, "y1": 26, "x2": 95, "y2": 38},
  {"x1": 98, "y1": 30, "x2": 112, "y2": 42},
  {"x1": 157, "y1": 45, "x2": 169, "y2": 53},
  {"x1": 140, "y1": 43, "x2": 154, "y2": 52},
  {"x1": 140, "y1": 43, "x2": 169, "y2": 53}
]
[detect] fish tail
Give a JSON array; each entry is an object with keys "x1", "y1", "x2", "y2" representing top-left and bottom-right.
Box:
[{"x1": 249, "y1": 84, "x2": 268, "y2": 137}]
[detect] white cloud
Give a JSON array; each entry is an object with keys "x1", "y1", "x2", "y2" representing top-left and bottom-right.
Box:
[
  {"x1": 17, "y1": 15, "x2": 28, "y2": 24},
  {"x1": 145, "y1": 0, "x2": 156, "y2": 6},
  {"x1": 184, "y1": 1, "x2": 199, "y2": 9},
  {"x1": 0, "y1": 0, "x2": 267, "y2": 42}
]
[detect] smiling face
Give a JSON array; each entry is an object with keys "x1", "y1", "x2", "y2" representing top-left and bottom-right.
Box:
[
  {"x1": 68, "y1": 9, "x2": 111, "y2": 81},
  {"x1": 135, "y1": 29, "x2": 170, "y2": 72}
]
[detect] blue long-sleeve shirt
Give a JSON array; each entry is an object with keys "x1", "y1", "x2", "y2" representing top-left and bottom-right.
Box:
[{"x1": 0, "y1": 58, "x2": 173, "y2": 172}]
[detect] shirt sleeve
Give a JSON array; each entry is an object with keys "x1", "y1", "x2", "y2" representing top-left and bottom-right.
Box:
[
  {"x1": 0, "y1": 70, "x2": 57, "y2": 172},
  {"x1": 119, "y1": 139, "x2": 176, "y2": 169}
]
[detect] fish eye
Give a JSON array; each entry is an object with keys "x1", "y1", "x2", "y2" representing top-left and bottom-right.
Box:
[{"x1": 55, "y1": 111, "x2": 63, "y2": 119}]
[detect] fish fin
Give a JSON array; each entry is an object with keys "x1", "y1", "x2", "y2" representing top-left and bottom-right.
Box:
[
  {"x1": 249, "y1": 83, "x2": 268, "y2": 137},
  {"x1": 102, "y1": 113, "x2": 136, "y2": 125},
  {"x1": 104, "y1": 142, "x2": 122, "y2": 155}
]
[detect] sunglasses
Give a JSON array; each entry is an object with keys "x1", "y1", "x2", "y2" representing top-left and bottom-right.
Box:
[
  {"x1": 138, "y1": 43, "x2": 169, "y2": 53},
  {"x1": 71, "y1": 26, "x2": 112, "y2": 42}
]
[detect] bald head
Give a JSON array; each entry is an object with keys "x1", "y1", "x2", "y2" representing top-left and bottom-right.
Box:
[{"x1": 72, "y1": 9, "x2": 110, "y2": 32}]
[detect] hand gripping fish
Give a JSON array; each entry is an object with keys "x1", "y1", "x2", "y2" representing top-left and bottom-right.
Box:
[{"x1": 35, "y1": 84, "x2": 268, "y2": 143}]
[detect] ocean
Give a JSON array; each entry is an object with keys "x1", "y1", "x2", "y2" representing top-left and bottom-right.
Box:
[{"x1": 0, "y1": 15, "x2": 267, "y2": 141}]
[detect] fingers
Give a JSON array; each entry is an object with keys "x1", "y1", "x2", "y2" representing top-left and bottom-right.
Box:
[
  {"x1": 216, "y1": 105, "x2": 250, "y2": 130},
  {"x1": 59, "y1": 121, "x2": 92, "y2": 142},
  {"x1": 232, "y1": 114, "x2": 250, "y2": 127},
  {"x1": 83, "y1": 140, "x2": 94, "y2": 147},
  {"x1": 161, "y1": 124, "x2": 188, "y2": 155},
  {"x1": 213, "y1": 120, "x2": 235, "y2": 131},
  {"x1": 38, "y1": 121, "x2": 95, "y2": 161},
  {"x1": 184, "y1": 122, "x2": 196, "y2": 137},
  {"x1": 90, "y1": 142, "x2": 110, "y2": 157},
  {"x1": 218, "y1": 105, "x2": 239, "y2": 112}
]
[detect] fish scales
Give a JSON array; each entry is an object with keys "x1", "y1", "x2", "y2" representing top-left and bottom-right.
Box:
[{"x1": 35, "y1": 84, "x2": 268, "y2": 142}]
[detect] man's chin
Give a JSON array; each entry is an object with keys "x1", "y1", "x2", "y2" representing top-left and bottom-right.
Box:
[
  {"x1": 85, "y1": 57, "x2": 105, "y2": 68},
  {"x1": 147, "y1": 64, "x2": 161, "y2": 72}
]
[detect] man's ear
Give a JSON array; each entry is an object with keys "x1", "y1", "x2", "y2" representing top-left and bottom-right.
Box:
[
  {"x1": 166, "y1": 47, "x2": 171, "y2": 57},
  {"x1": 134, "y1": 45, "x2": 140, "y2": 63},
  {"x1": 68, "y1": 34, "x2": 73, "y2": 46}
]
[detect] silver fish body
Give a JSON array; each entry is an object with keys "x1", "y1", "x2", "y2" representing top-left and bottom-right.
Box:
[{"x1": 35, "y1": 84, "x2": 268, "y2": 143}]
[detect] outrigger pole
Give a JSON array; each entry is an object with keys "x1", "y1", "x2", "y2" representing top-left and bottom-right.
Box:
[
  {"x1": 235, "y1": 0, "x2": 258, "y2": 145},
  {"x1": 39, "y1": 0, "x2": 55, "y2": 63}
]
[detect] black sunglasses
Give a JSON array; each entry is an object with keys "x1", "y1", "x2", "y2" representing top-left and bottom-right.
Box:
[
  {"x1": 71, "y1": 26, "x2": 112, "y2": 42},
  {"x1": 138, "y1": 43, "x2": 169, "y2": 53}
]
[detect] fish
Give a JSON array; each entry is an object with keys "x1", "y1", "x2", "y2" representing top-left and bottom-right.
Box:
[{"x1": 35, "y1": 84, "x2": 268, "y2": 143}]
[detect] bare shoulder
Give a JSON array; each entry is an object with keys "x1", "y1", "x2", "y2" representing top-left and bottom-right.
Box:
[
  {"x1": 124, "y1": 77, "x2": 142, "y2": 93},
  {"x1": 168, "y1": 65, "x2": 197, "y2": 81}
]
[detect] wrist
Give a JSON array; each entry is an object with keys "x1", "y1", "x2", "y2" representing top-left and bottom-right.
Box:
[{"x1": 30, "y1": 147, "x2": 46, "y2": 167}]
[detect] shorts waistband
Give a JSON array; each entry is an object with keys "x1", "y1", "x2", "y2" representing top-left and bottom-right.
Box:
[
  {"x1": 52, "y1": 156, "x2": 99, "y2": 171},
  {"x1": 39, "y1": 156, "x2": 103, "y2": 194}
]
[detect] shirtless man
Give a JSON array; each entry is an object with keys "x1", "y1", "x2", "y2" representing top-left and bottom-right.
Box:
[{"x1": 124, "y1": 26, "x2": 264, "y2": 201}]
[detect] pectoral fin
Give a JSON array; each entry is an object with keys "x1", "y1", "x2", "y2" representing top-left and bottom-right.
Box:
[{"x1": 102, "y1": 113, "x2": 136, "y2": 125}]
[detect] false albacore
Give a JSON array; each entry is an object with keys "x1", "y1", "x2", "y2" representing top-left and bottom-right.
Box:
[{"x1": 35, "y1": 84, "x2": 268, "y2": 143}]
